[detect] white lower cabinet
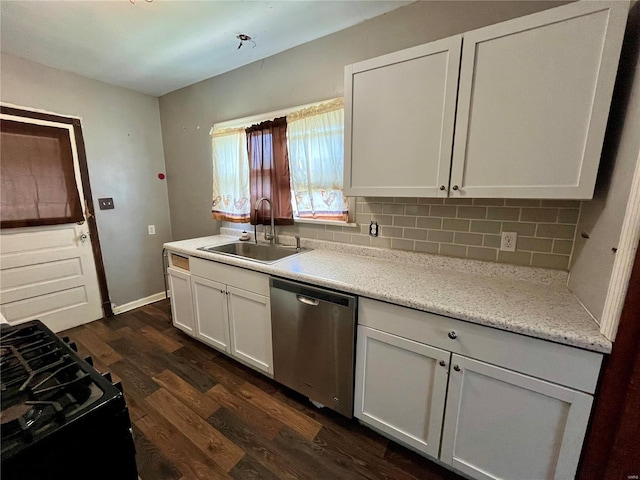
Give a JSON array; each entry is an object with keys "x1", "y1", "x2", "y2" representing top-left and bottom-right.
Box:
[
  {"x1": 355, "y1": 298, "x2": 602, "y2": 480},
  {"x1": 191, "y1": 275, "x2": 229, "y2": 352},
  {"x1": 441, "y1": 354, "x2": 593, "y2": 480},
  {"x1": 355, "y1": 326, "x2": 449, "y2": 457},
  {"x1": 168, "y1": 254, "x2": 274, "y2": 376},
  {"x1": 227, "y1": 286, "x2": 272, "y2": 374},
  {"x1": 167, "y1": 266, "x2": 195, "y2": 335}
]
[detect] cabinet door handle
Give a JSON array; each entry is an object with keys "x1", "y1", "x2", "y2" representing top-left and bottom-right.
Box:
[
  {"x1": 452, "y1": 185, "x2": 459, "y2": 191},
  {"x1": 439, "y1": 360, "x2": 446, "y2": 367},
  {"x1": 448, "y1": 331, "x2": 458, "y2": 340},
  {"x1": 453, "y1": 365, "x2": 461, "y2": 372},
  {"x1": 439, "y1": 185, "x2": 446, "y2": 191},
  {"x1": 220, "y1": 289, "x2": 225, "y2": 294}
]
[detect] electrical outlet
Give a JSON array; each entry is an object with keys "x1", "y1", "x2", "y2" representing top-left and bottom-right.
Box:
[
  {"x1": 148, "y1": 225, "x2": 156, "y2": 235},
  {"x1": 500, "y1": 231, "x2": 517, "y2": 252},
  {"x1": 369, "y1": 221, "x2": 379, "y2": 237}
]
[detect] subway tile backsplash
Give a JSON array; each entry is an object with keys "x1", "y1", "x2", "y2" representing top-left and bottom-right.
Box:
[{"x1": 274, "y1": 197, "x2": 581, "y2": 270}]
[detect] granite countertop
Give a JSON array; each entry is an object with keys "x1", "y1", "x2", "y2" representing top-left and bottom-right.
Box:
[{"x1": 164, "y1": 234, "x2": 611, "y2": 354}]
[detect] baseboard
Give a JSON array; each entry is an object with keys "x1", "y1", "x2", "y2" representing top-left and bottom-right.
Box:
[{"x1": 112, "y1": 292, "x2": 168, "y2": 315}]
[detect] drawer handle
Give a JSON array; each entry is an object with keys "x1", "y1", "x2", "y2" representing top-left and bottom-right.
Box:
[
  {"x1": 453, "y1": 365, "x2": 461, "y2": 372},
  {"x1": 297, "y1": 295, "x2": 320, "y2": 306},
  {"x1": 448, "y1": 331, "x2": 458, "y2": 340}
]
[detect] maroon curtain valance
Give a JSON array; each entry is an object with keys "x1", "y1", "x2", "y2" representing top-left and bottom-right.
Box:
[{"x1": 246, "y1": 117, "x2": 294, "y2": 226}]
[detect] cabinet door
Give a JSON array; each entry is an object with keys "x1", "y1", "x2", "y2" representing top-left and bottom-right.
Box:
[
  {"x1": 167, "y1": 267, "x2": 195, "y2": 335},
  {"x1": 191, "y1": 275, "x2": 229, "y2": 353},
  {"x1": 441, "y1": 354, "x2": 593, "y2": 480},
  {"x1": 344, "y1": 35, "x2": 462, "y2": 197},
  {"x1": 227, "y1": 286, "x2": 273, "y2": 375},
  {"x1": 450, "y1": 1, "x2": 628, "y2": 199},
  {"x1": 354, "y1": 326, "x2": 449, "y2": 458}
]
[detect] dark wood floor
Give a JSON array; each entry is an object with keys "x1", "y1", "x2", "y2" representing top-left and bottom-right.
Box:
[{"x1": 63, "y1": 300, "x2": 463, "y2": 480}]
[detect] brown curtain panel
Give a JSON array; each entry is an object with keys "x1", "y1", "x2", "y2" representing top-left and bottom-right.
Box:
[
  {"x1": 246, "y1": 117, "x2": 294, "y2": 226},
  {"x1": 1, "y1": 120, "x2": 84, "y2": 228}
]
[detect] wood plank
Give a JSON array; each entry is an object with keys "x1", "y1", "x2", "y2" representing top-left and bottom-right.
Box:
[
  {"x1": 273, "y1": 386, "x2": 389, "y2": 458},
  {"x1": 140, "y1": 325, "x2": 183, "y2": 352},
  {"x1": 173, "y1": 345, "x2": 243, "y2": 392},
  {"x1": 84, "y1": 319, "x2": 124, "y2": 342},
  {"x1": 146, "y1": 388, "x2": 245, "y2": 472},
  {"x1": 132, "y1": 424, "x2": 182, "y2": 480},
  {"x1": 315, "y1": 424, "x2": 422, "y2": 480},
  {"x1": 229, "y1": 455, "x2": 281, "y2": 480},
  {"x1": 206, "y1": 383, "x2": 285, "y2": 440},
  {"x1": 70, "y1": 328, "x2": 122, "y2": 366},
  {"x1": 236, "y1": 381, "x2": 322, "y2": 441},
  {"x1": 135, "y1": 410, "x2": 232, "y2": 480},
  {"x1": 153, "y1": 369, "x2": 220, "y2": 420},
  {"x1": 273, "y1": 426, "x2": 361, "y2": 480},
  {"x1": 208, "y1": 407, "x2": 312, "y2": 480},
  {"x1": 384, "y1": 441, "x2": 460, "y2": 480},
  {"x1": 109, "y1": 357, "x2": 160, "y2": 399}
]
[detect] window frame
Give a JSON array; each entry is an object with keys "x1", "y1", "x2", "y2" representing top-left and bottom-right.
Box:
[{"x1": 211, "y1": 98, "x2": 352, "y2": 225}]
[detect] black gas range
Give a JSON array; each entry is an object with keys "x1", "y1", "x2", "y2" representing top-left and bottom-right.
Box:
[{"x1": 0, "y1": 320, "x2": 138, "y2": 480}]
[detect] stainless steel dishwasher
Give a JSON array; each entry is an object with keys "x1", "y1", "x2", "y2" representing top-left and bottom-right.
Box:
[{"x1": 270, "y1": 278, "x2": 357, "y2": 418}]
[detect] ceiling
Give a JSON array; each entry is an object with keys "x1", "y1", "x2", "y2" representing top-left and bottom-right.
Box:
[{"x1": 0, "y1": 0, "x2": 412, "y2": 97}]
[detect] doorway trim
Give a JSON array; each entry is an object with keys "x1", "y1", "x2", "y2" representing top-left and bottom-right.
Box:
[{"x1": 1, "y1": 104, "x2": 113, "y2": 317}]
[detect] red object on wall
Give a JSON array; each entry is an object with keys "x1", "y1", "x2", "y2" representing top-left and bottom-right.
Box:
[{"x1": 158, "y1": 173, "x2": 165, "y2": 180}]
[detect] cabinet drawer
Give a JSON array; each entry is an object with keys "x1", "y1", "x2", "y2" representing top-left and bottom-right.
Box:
[
  {"x1": 359, "y1": 298, "x2": 602, "y2": 393},
  {"x1": 190, "y1": 257, "x2": 269, "y2": 296}
]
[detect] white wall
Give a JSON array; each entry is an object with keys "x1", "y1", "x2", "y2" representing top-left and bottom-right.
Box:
[{"x1": 0, "y1": 53, "x2": 172, "y2": 308}]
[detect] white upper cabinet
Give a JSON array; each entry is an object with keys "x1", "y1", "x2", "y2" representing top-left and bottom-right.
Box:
[
  {"x1": 344, "y1": 0, "x2": 628, "y2": 199},
  {"x1": 450, "y1": 0, "x2": 628, "y2": 199},
  {"x1": 344, "y1": 35, "x2": 462, "y2": 197}
]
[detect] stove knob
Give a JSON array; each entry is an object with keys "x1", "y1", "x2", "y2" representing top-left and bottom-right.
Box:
[
  {"x1": 83, "y1": 356, "x2": 94, "y2": 366},
  {"x1": 102, "y1": 371, "x2": 113, "y2": 382},
  {"x1": 113, "y1": 381, "x2": 124, "y2": 392},
  {"x1": 61, "y1": 336, "x2": 70, "y2": 343},
  {"x1": 67, "y1": 342, "x2": 78, "y2": 352}
]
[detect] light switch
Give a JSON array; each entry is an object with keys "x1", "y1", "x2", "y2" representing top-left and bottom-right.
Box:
[
  {"x1": 148, "y1": 225, "x2": 156, "y2": 235},
  {"x1": 98, "y1": 198, "x2": 114, "y2": 210}
]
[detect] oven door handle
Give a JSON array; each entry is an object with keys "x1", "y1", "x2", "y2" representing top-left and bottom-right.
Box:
[{"x1": 296, "y1": 295, "x2": 320, "y2": 306}]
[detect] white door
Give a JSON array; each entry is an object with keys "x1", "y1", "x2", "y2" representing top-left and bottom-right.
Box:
[
  {"x1": 0, "y1": 113, "x2": 103, "y2": 332},
  {"x1": 344, "y1": 35, "x2": 462, "y2": 197},
  {"x1": 191, "y1": 275, "x2": 230, "y2": 353},
  {"x1": 167, "y1": 267, "x2": 195, "y2": 335},
  {"x1": 441, "y1": 354, "x2": 593, "y2": 480},
  {"x1": 227, "y1": 285, "x2": 273, "y2": 374},
  {"x1": 354, "y1": 326, "x2": 450, "y2": 458},
  {"x1": 450, "y1": 1, "x2": 628, "y2": 199}
]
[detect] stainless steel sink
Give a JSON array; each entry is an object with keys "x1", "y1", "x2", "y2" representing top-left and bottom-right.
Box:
[{"x1": 197, "y1": 242, "x2": 310, "y2": 264}]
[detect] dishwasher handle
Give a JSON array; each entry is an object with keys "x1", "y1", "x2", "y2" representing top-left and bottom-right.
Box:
[
  {"x1": 271, "y1": 277, "x2": 356, "y2": 308},
  {"x1": 296, "y1": 295, "x2": 320, "y2": 306}
]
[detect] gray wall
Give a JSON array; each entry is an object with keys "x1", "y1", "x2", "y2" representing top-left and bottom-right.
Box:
[
  {"x1": 159, "y1": 0, "x2": 567, "y2": 242},
  {"x1": 568, "y1": 3, "x2": 640, "y2": 322},
  {"x1": 0, "y1": 53, "x2": 172, "y2": 308}
]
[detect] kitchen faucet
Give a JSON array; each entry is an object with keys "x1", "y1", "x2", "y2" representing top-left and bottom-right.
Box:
[{"x1": 254, "y1": 196, "x2": 275, "y2": 244}]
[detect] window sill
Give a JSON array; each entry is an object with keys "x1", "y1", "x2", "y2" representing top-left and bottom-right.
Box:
[{"x1": 294, "y1": 218, "x2": 358, "y2": 228}]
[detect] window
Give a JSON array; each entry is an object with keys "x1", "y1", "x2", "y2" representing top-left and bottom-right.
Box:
[
  {"x1": 210, "y1": 98, "x2": 348, "y2": 224},
  {"x1": 0, "y1": 117, "x2": 84, "y2": 228}
]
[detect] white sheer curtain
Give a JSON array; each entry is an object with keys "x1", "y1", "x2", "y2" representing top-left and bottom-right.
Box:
[
  {"x1": 211, "y1": 127, "x2": 250, "y2": 222},
  {"x1": 286, "y1": 98, "x2": 348, "y2": 221}
]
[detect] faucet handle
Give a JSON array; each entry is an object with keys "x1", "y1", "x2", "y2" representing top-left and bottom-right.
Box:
[{"x1": 295, "y1": 235, "x2": 301, "y2": 251}]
